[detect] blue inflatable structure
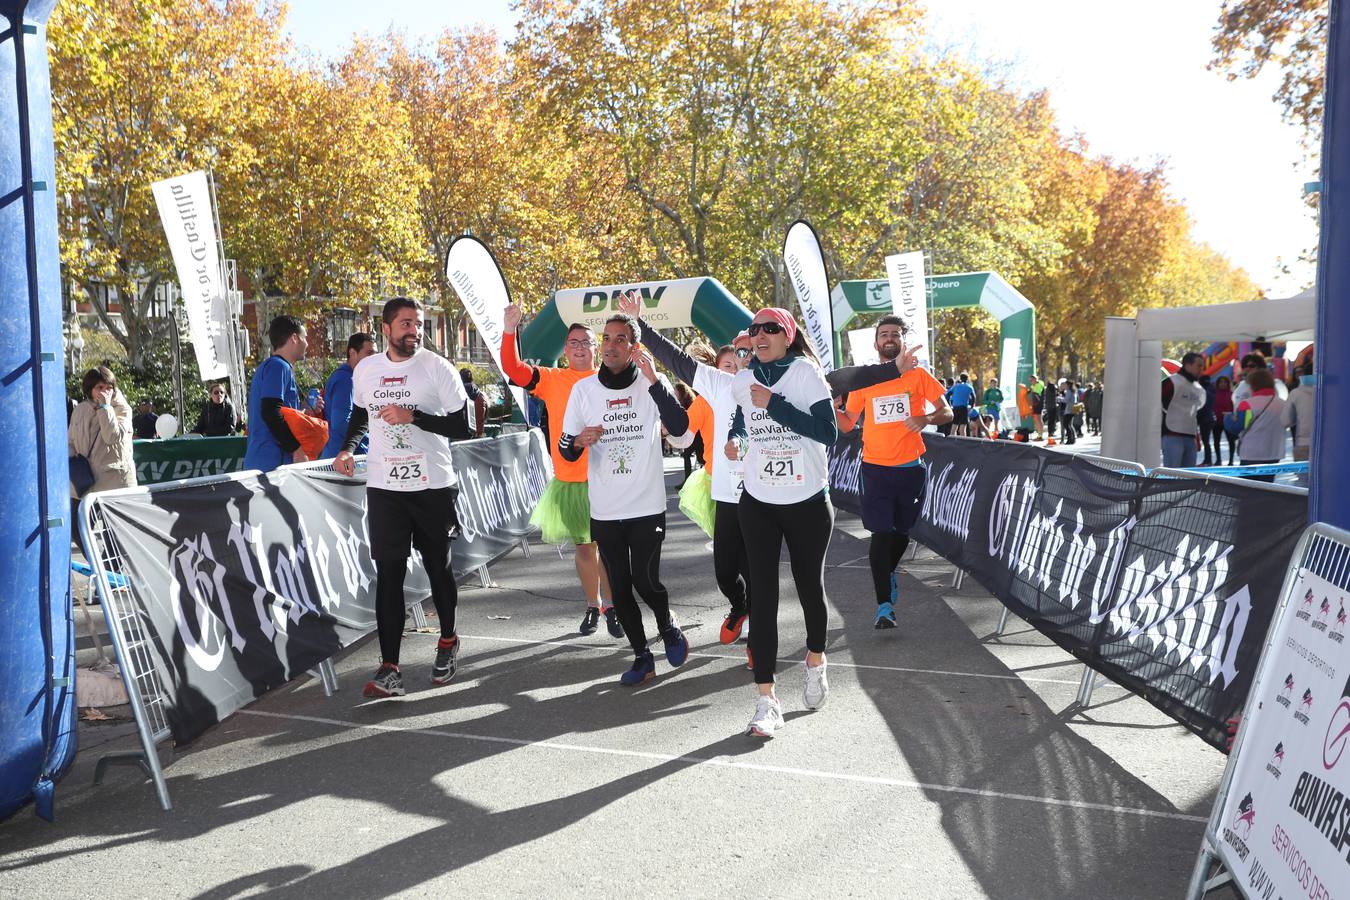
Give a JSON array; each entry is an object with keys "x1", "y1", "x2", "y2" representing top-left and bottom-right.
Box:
[
  {"x1": 0, "y1": 0, "x2": 77, "y2": 823},
  {"x1": 1315, "y1": 0, "x2": 1350, "y2": 529}
]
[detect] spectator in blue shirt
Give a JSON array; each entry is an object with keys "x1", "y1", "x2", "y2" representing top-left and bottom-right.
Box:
[
  {"x1": 320, "y1": 332, "x2": 376, "y2": 459},
  {"x1": 244, "y1": 315, "x2": 309, "y2": 472},
  {"x1": 945, "y1": 372, "x2": 977, "y2": 436}
]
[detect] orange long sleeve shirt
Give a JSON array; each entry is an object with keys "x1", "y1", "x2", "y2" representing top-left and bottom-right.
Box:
[{"x1": 501, "y1": 332, "x2": 595, "y2": 483}]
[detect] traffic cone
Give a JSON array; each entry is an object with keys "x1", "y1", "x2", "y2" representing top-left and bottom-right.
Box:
[{"x1": 1046, "y1": 435, "x2": 1057, "y2": 447}]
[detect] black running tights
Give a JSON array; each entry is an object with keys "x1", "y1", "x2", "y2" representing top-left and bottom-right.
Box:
[
  {"x1": 591, "y1": 513, "x2": 672, "y2": 655},
  {"x1": 713, "y1": 500, "x2": 750, "y2": 616},
  {"x1": 869, "y1": 532, "x2": 909, "y2": 606},
  {"x1": 738, "y1": 491, "x2": 833, "y2": 685},
  {"x1": 374, "y1": 546, "x2": 457, "y2": 666}
]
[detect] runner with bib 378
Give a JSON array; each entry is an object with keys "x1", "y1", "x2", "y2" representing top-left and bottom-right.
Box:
[{"x1": 836, "y1": 315, "x2": 953, "y2": 630}]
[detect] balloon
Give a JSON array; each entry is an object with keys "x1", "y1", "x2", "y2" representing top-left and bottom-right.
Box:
[{"x1": 154, "y1": 413, "x2": 178, "y2": 439}]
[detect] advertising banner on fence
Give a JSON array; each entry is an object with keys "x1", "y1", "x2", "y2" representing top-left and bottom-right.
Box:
[
  {"x1": 133, "y1": 436, "x2": 246, "y2": 485},
  {"x1": 445, "y1": 236, "x2": 527, "y2": 416},
  {"x1": 783, "y1": 220, "x2": 835, "y2": 372},
  {"x1": 1213, "y1": 566, "x2": 1349, "y2": 899},
  {"x1": 91, "y1": 431, "x2": 550, "y2": 744},
  {"x1": 150, "y1": 170, "x2": 232, "y2": 382},
  {"x1": 828, "y1": 431, "x2": 1307, "y2": 748}
]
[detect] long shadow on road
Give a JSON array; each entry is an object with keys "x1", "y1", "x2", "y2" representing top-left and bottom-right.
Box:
[
  {"x1": 827, "y1": 528, "x2": 1211, "y2": 899},
  {"x1": 0, "y1": 628, "x2": 750, "y2": 896}
]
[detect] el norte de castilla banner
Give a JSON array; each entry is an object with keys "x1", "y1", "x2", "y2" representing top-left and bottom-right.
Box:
[
  {"x1": 829, "y1": 430, "x2": 1307, "y2": 750},
  {"x1": 89, "y1": 431, "x2": 550, "y2": 744}
]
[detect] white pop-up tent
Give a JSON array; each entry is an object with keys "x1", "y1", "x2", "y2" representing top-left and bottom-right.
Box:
[{"x1": 1101, "y1": 289, "x2": 1316, "y2": 466}]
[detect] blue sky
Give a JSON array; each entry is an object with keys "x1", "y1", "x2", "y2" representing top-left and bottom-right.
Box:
[{"x1": 282, "y1": 0, "x2": 1318, "y2": 296}]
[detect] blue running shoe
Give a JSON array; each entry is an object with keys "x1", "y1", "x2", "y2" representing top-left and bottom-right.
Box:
[
  {"x1": 660, "y1": 621, "x2": 689, "y2": 667},
  {"x1": 875, "y1": 601, "x2": 897, "y2": 630},
  {"x1": 620, "y1": 651, "x2": 656, "y2": 686},
  {"x1": 889, "y1": 572, "x2": 898, "y2": 604}
]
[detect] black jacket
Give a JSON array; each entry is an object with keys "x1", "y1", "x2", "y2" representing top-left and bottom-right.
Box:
[{"x1": 194, "y1": 399, "x2": 239, "y2": 437}]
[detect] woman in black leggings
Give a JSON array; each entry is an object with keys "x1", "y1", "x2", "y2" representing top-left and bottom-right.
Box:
[{"x1": 726, "y1": 308, "x2": 837, "y2": 738}]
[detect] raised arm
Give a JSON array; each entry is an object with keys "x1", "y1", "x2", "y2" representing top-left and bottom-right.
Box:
[
  {"x1": 501, "y1": 303, "x2": 541, "y2": 389},
  {"x1": 615, "y1": 290, "x2": 704, "y2": 386},
  {"x1": 827, "y1": 342, "x2": 921, "y2": 395}
]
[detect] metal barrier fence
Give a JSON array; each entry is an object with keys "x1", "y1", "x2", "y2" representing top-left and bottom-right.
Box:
[
  {"x1": 80, "y1": 453, "x2": 532, "y2": 811},
  {"x1": 923, "y1": 439, "x2": 1308, "y2": 713},
  {"x1": 79, "y1": 472, "x2": 254, "y2": 811}
]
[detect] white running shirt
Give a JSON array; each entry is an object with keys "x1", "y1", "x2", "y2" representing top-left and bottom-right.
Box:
[
  {"x1": 351, "y1": 349, "x2": 468, "y2": 491},
  {"x1": 731, "y1": 358, "x2": 832, "y2": 505},
  {"x1": 692, "y1": 365, "x2": 744, "y2": 504},
  {"x1": 563, "y1": 372, "x2": 678, "y2": 520}
]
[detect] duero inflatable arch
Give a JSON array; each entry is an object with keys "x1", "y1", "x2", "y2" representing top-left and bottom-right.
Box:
[{"x1": 831, "y1": 271, "x2": 1038, "y2": 391}]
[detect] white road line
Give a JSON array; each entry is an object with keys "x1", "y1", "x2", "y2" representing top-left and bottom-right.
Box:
[
  {"x1": 238, "y1": 709, "x2": 1205, "y2": 824},
  {"x1": 452, "y1": 633, "x2": 1084, "y2": 685}
]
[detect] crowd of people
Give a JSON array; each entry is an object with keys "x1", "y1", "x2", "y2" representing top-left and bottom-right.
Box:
[
  {"x1": 188, "y1": 295, "x2": 941, "y2": 738},
  {"x1": 67, "y1": 296, "x2": 1317, "y2": 737},
  {"x1": 1160, "y1": 347, "x2": 1314, "y2": 479}
]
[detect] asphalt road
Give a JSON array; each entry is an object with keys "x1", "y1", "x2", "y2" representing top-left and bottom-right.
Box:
[{"x1": 0, "y1": 466, "x2": 1233, "y2": 899}]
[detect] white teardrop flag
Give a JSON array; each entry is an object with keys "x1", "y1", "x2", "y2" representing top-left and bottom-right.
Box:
[
  {"x1": 445, "y1": 237, "x2": 528, "y2": 417},
  {"x1": 782, "y1": 221, "x2": 835, "y2": 372}
]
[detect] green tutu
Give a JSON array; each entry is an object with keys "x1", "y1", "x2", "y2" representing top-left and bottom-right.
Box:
[
  {"x1": 530, "y1": 478, "x2": 592, "y2": 545},
  {"x1": 678, "y1": 468, "x2": 717, "y2": 538}
]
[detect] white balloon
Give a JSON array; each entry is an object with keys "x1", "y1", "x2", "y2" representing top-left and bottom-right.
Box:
[{"x1": 155, "y1": 413, "x2": 178, "y2": 439}]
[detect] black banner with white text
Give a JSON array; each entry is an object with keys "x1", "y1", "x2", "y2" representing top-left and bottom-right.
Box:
[
  {"x1": 91, "y1": 431, "x2": 550, "y2": 744},
  {"x1": 829, "y1": 431, "x2": 1307, "y2": 750}
]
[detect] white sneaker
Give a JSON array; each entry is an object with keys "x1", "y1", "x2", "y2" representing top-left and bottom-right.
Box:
[
  {"x1": 747, "y1": 695, "x2": 784, "y2": 738},
  {"x1": 803, "y1": 655, "x2": 829, "y2": 710}
]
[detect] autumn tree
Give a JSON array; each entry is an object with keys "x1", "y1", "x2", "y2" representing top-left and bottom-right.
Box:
[
  {"x1": 227, "y1": 39, "x2": 429, "y2": 331},
  {"x1": 1211, "y1": 0, "x2": 1328, "y2": 141},
  {"x1": 49, "y1": 0, "x2": 289, "y2": 370},
  {"x1": 380, "y1": 28, "x2": 643, "y2": 357},
  {"x1": 513, "y1": 0, "x2": 931, "y2": 308}
]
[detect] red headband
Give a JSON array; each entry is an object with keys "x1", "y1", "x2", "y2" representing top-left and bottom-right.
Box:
[{"x1": 754, "y1": 308, "x2": 797, "y2": 344}]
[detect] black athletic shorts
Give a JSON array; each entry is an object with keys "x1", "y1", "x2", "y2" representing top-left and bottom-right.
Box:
[
  {"x1": 859, "y1": 462, "x2": 926, "y2": 534},
  {"x1": 951, "y1": 405, "x2": 969, "y2": 425},
  {"x1": 366, "y1": 486, "x2": 459, "y2": 561}
]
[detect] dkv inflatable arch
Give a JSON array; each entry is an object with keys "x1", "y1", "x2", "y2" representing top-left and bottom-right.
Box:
[{"x1": 519, "y1": 277, "x2": 753, "y2": 362}]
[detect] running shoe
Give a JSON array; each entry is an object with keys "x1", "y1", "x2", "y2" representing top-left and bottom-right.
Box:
[
  {"x1": 719, "y1": 611, "x2": 748, "y2": 645},
  {"x1": 363, "y1": 663, "x2": 405, "y2": 698},
  {"x1": 603, "y1": 606, "x2": 624, "y2": 638},
  {"x1": 580, "y1": 606, "x2": 600, "y2": 636},
  {"x1": 431, "y1": 636, "x2": 459, "y2": 685},
  {"x1": 620, "y1": 650, "x2": 656, "y2": 686},
  {"x1": 747, "y1": 695, "x2": 784, "y2": 738},
  {"x1": 803, "y1": 655, "x2": 829, "y2": 709},
  {"x1": 660, "y1": 619, "x2": 690, "y2": 667},
  {"x1": 875, "y1": 601, "x2": 897, "y2": 630}
]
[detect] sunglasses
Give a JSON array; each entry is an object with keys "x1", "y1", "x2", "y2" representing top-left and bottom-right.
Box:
[
  {"x1": 747, "y1": 321, "x2": 785, "y2": 337},
  {"x1": 735, "y1": 348, "x2": 751, "y2": 359}
]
